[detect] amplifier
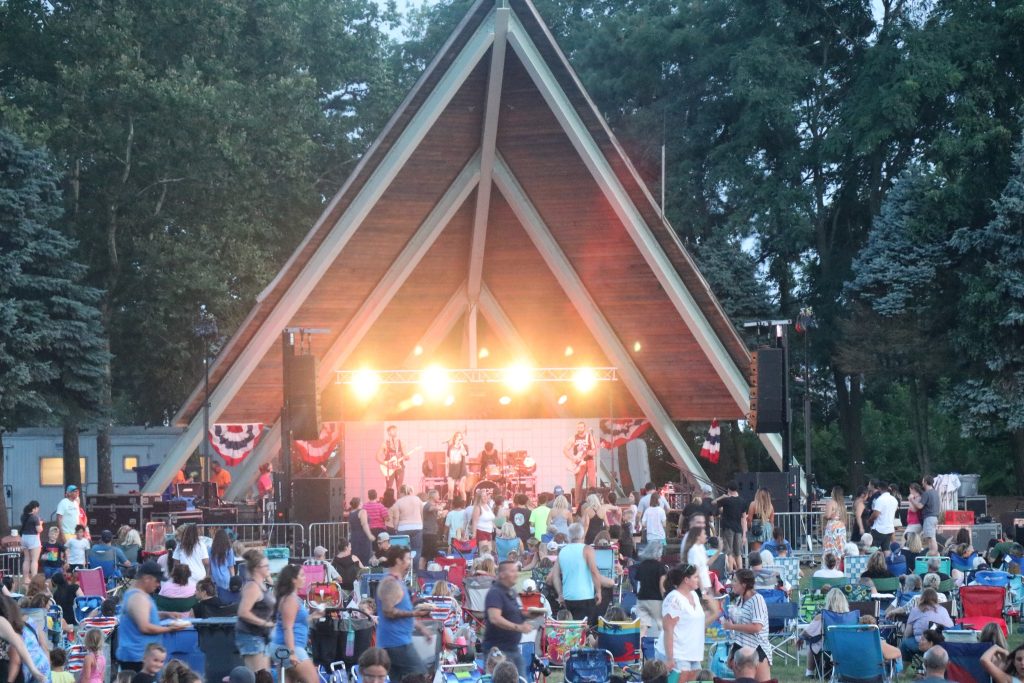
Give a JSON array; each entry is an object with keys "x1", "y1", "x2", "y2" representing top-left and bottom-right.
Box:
[
  {"x1": 175, "y1": 482, "x2": 219, "y2": 505},
  {"x1": 961, "y1": 496, "x2": 988, "y2": 517},
  {"x1": 201, "y1": 507, "x2": 238, "y2": 524},
  {"x1": 88, "y1": 506, "x2": 145, "y2": 531},
  {"x1": 938, "y1": 522, "x2": 1002, "y2": 550},
  {"x1": 152, "y1": 499, "x2": 188, "y2": 514},
  {"x1": 151, "y1": 510, "x2": 204, "y2": 526}
]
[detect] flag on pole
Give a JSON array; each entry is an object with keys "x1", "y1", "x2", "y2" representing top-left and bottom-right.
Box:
[
  {"x1": 599, "y1": 418, "x2": 650, "y2": 449},
  {"x1": 699, "y1": 419, "x2": 721, "y2": 464}
]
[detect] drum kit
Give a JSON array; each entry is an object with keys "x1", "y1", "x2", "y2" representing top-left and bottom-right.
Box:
[{"x1": 466, "y1": 450, "x2": 537, "y2": 500}]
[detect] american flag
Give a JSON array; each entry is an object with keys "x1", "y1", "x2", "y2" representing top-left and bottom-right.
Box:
[{"x1": 599, "y1": 418, "x2": 650, "y2": 449}]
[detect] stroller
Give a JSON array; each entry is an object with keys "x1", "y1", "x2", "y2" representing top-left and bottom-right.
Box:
[{"x1": 310, "y1": 607, "x2": 376, "y2": 672}]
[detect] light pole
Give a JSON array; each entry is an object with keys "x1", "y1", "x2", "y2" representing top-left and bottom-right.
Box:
[
  {"x1": 796, "y1": 307, "x2": 816, "y2": 495},
  {"x1": 194, "y1": 305, "x2": 218, "y2": 483}
]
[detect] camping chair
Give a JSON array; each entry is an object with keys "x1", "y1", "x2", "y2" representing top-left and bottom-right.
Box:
[
  {"x1": 358, "y1": 572, "x2": 387, "y2": 600},
  {"x1": 540, "y1": 617, "x2": 587, "y2": 668},
  {"x1": 810, "y1": 576, "x2": 850, "y2": 591},
  {"x1": 593, "y1": 547, "x2": 615, "y2": 582},
  {"x1": 75, "y1": 567, "x2": 107, "y2": 598},
  {"x1": 450, "y1": 539, "x2": 477, "y2": 564},
  {"x1": 764, "y1": 599, "x2": 799, "y2": 664},
  {"x1": 299, "y1": 563, "x2": 327, "y2": 599},
  {"x1": 943, "y1": 629, "x2": 980, "y2": 642},
  {"x1": 958, "y1": 585, "x2": 1008, "y2": 635},
  {"x1": 435, "y1": 556, "x2": 468, "y2": 588},
  {"x1": 390, "y1": 535, "x2": 410, "y2": 548},
  {"x1": 265, "y1": 547, "x2": 290, "y2": 576},
  {"x1": 799, "y1": 591, "x2": 827, "y2": 624},
  {"x1": 951, "y1": 552, "x2": 980, "y2": 574},
  {"x1": 885, "y1": 555, "x2": 907, "y2": 577},
  {"x1": 827, "y1": 624, "x2": 892, "y2": 682},
  {"x1": 564, "y1": 648, "x2": 614, "y2": 683},
  {"x1": 974, "y1": 570, "x2": 1011, "y2": 587},
  {"x1": 844, "y1": 556, "x2": 870, "y2": 581},
  {"x1": 463, "y1": 575, "x2": 494, "y2": 618},
  {"x1": 914, "y1": 556, "x2": 951, "y2": 575},
  {"x1": 73, "y1": 596, "x2": 104, "y2": 623},
  {"x1": 817, "y1": 609, "x2": 861, "y2": 680},
  {"x1": 868, "y1": 577, "x2": 901, "y2": 594},
  {"x1": 595, "y1": 616, "x2": 641, "y2": 668},
  {"x1": 944, "y1": 641, "x2": 992, "y2": 683}
]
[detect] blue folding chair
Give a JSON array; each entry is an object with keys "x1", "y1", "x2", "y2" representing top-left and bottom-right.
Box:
[
  {"x1": 564, "y1": 649, "x2": 613, "y2": 683},
  {"x1": 944, "y1": 641, "x2": 992, "y2": 683},
  {"x1": 975, "y1": 570, "x2": 1011, "y2": 587},
  {"x1": 828, "y1": 625, "x2": 891, "y2": 682},
  {"x1": 818, "y1": 609, "x2": 861, "y2": 680},
  {"x1": 951, "y1": 552, "x2": 979, "y2": 574},
  {"x1": 593, "y1": 547, "x2": 615, "y2": 581},
  {"x1": 914, "y1": 556, "x2": 951, "y2": 575}
]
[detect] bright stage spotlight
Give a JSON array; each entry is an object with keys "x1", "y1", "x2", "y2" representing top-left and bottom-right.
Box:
[
  {"x1": 498, "y1": 395, "x2": 512, "y2": 405},
  {"x1": 413, "y1": 345, "x2": 424, "y2": 356},
  {"x1": 351, "y1": 368, "x2": 380, "y2": 401},
  {"x1": 478, "y1": 347, "x2": 490, "y2": 359},
  {"x1": 633, "y1": 340, "x2": 643, "y2": 352},
  {"x1": 557, "y1": 394, "x2": 569, "y2": 405},
  {"x1": 573, "y1": 367, "x2": 597, "y2": 393},
  {"x1": 444, "y1": 394, "x2": 456, "y2": 406},
  {"x1": 420, "y1": 365, "x2": 450, "y2": 398},
  {"x1": 411, "y1": 393, "x2": 424, "y2": 406},
  {"x1": 503, "y1": 362, "x2": 533, "y2": 393},
  {"x1": 564, "y1": 345, "x2": 574, "y2": 357}
]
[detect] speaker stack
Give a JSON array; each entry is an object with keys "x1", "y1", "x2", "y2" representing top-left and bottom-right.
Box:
[
  {"x1": 291, "y1": 477, "x2": 346, "y2": 525},
  {"x1": 287, "y1": 354, "x2": 321, "y2": 441},
  {"x1": 749, "y1": 348, "x2": 785, "y2": 434},
  {"x1": 735, "y1": 471, "x2": 800, "y2": 505}
]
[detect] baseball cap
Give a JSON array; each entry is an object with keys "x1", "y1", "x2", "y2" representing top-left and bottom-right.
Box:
[
  {"x1": 65, "y1": 485, "x2": 78, "y2": 493},
  {"x1": 137, "y1": 561, "x2": 163, "y2": 580},
  {"x1": 546, "y1": 541, "x2": 559, "y2": 552},
  {"x1": 313, "y1": 545, "x2": 328, "y2": 556},
  {"x1": 377, "y1": 532, "x2": 390, "y2": 542}
]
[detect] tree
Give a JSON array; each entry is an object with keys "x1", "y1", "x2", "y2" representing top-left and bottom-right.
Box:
[
  {"x1": 948, "y1": 132, "x2": 1024, "y2": 492},
  {"x1": 0, "y1": 128, "x2": 107, "y2": 533}
]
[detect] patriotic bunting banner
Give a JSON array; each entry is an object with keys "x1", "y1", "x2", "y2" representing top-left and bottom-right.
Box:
[
  {"x1": 209, "y1": 423, "x2": 265, "y2": 466},
  {"x1": 293, "y1": 422, "x2": 343, "y2": 465},
  {"x1": 599, "y1": 418, "x2": 650, "y2": 449},
  {"x1": 699, "y1": 418, "x2": 721, "y2": 463}
]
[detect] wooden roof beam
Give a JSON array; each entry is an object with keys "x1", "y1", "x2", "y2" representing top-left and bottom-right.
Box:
[
  {"x1": 505, "y1": 14, "x2": 782, "y2": 470},
  {"x1": 144, "y1": 13, "x2": 497, "y2": 494},
  {"x1": 492, "y1": 155, "x2": 711, "y2": 484},
  {"x1": 403, "y1": 282, "x2": 471, "y2": 368},
  {"x1": 466, "y1": 6, "x2": 510, "y2": 367}
]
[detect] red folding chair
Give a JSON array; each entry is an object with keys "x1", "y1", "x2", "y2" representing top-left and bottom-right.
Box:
[
  {"x1": 435, "y1": 557, "x2": 467, "y2": 588},
  {"x1": 959, "y1": 585, "x2": 1008, "y2": 635},
  {"x1": 299, "y1": 563, "x2": 327, "y2": 599},
  {"x1": 75, "y1": 568, "x2": 106, "y2": 598}
]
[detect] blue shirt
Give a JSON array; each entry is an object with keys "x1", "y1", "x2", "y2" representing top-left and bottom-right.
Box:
[
  {"x1": 559, "y1": 543, "x2": 595, "y2": 601},
  {"x1": 376, "y1": 576, "x2": 414, "y2": 648},
  {"x1": 273, "y1": 595, "x2": 309, "y2": 650},
  {"x1": 761, "y1": 539, "x2": 792, "y2": 558},
  {"x1": 210, "y1": 548, "x2": 235, "y2": 591},
  {"x1": 116, "y1": 588, "x2": 162, "y2": 662},
  {"x1": 482, "y1": 582, "x2": 524, "y2": 653}
]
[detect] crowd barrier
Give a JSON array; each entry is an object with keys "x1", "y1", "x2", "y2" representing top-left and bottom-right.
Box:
[
  {"x1": 771, "y1": 510, "x2": 824, "y2": 553},
  {"x1": 200, "y1": 522, "x2": 306, "y2": 554},
  {"x1": 307, "y1": 521, "x2": 349, "y2": 556}
]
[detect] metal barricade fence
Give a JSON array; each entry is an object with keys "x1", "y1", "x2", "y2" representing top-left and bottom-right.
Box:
[
  {"x1": 307, "y1": 522, "x2": 349, "y2": 557},
  {"x1": 773, "y1": 511, "x2": 824, "y2": 554},
  {"x1": 196, "y1": 522, "x2": 307, "y2": 556}
]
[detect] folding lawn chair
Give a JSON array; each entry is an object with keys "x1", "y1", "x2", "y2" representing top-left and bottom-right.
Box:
[
  {"x1": 767, "y1": 556, "x2": 801, "y2": 589},
  {"x1": 868, "y1": 577, "x2": 901, "y2": 594},
  {"x1": 75, "y1": 567, "x2": 107, "y2": 597},
  {"x1": 958, "y1": 584, "x2": 1008, "y2": 635},
  {"x1": 974, "y1": 570, "x2": 1011, "y2": 587},
  {"x1": 299, "y1": 563, "x2": 326, "y2": 599},
  {"x1": 464, "y1": 575, "x2": 494, "y2": 618},
  {"x1": 810, "y1": 576, "x2": 850, "y2": 591},
  {"x1": 595, "y1": 616, "x2": 641, "y2": 668},
  {"x1": 817, "y1": 609, "x2": 861, "y2": 680},
  {"x1": 764, "y1": 600, "x2": 799, "y2": 664},
  {"x1": 359, "y1": 572, "x2": 387, "y2": 600},
  {"x1": 73, "y1": 596, "x2": 104, "y2": 623},
  {"x1": 951, "y1": 552, "x2": 980, "y2": 574},
  {"x1": 944, "y1": 641, "x2": 993, "y2": 683},
  {"x1": 844, "y1": 555, "x2": 869, "y2": 581},
  {"x1": 827, "y1": 624, "x2": 892, "y2": 682},
  {"x1": 943, "y1": 629, "x2": 980, "y2": 642},
  {"x1": 564, "y1": 648, "x2": 613, "y2": 683},
  {"x1": 593, "y1": 547, "x2": 615, "y2": 581},
  {"x1": 265, "y1": 546, "x2": 290, "y2": 576},
  {"x1": 390, "y1": 534, "x2": 410, "y2": 548},
  {"x1": 914, "y1": 556, "x2": 951, "y2": 575},
  {"x1": 451, "y1": 538, "x2": 477, "y2": 563},
  {"x1": 435, "y1": 556, "x2": 468, "y2": 588},
  {"x1": 540, "y1": 617, "x2": 587, "y2": 668}
]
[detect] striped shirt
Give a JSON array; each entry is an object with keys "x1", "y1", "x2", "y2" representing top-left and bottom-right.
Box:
[{"x1": 729, "y1": 592, "x2": 772, "y2": 664}]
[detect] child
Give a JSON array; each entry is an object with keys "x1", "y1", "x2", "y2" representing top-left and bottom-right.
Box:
[
  {"x1": 41, "y1": 527, "x2": 66, "y2": 578},
  {"x1": 130, "y1": 643, "x2": 166, "y2": 683},
  {"x1": 66, "y1": 525, "x2": 91, "y2": 573},
  {"x1": 50, "y1": 648, "x2": 74, "y2": 683},
  {"x1": 80, "y1": 628, "x2": 106, "y2": 683}
]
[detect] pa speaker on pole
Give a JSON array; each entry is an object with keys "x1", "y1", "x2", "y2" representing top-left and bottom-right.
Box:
[
  {"x1": 287, "y1": 354, "x2": 321, "y2": 441},
  {"x1": 750, "y1": 348, "x2": 785, "y2": 434}
]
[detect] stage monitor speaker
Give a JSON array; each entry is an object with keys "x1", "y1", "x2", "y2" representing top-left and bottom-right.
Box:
[
  {"x1": 751, "y1": 348, "x2": 785, "y2": 433},
  {"x1": 735, "y1": 471, "x2": 799, "y2": 505},
  {"x1": 288, "y1": 354, "x2": 321, "y2": 441},
  {"x1": 291, "y1": 477, "x2": 345, "y2": 525},
  {"x1": 962, "y1": 496, "x2": 988, "y2": 517}
]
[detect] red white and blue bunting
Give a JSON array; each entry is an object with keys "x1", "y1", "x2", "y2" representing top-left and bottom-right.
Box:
[
  {"x1": 208, "y1": 423, "x2": 265, "y2": 466},
  {"x1": 293, "y1": 422, "x2": 343, "y2": 465},
  {"x1": 699, "y1": 418, "x2": 721, "y2": 464},
  {"x1": 599, "y1": 418, "x2": 650, "y2": 450}
]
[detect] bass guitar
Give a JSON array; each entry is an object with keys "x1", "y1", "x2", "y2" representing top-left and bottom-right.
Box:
[{"x1": 379, "y1": 446, "x2": 422, "y2": 477}]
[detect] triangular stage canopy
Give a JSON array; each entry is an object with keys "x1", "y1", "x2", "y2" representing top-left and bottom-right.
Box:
[{"x1": 144, "y1": 0, "x2": 783, "y2": 497}]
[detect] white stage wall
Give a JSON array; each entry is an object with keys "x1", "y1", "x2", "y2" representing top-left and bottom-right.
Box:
[{"x1": 342, "y1": 418, "x2": 650, "y2": 499}]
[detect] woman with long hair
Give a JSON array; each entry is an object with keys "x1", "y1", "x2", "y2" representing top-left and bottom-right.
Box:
[
  {"x1": 446, "y1": 431, "x2": 469, "y2": 498},
  {"x1": 209, "y1": 529, "x2": 235, "y2": 595},
  {"x1": 581, "y1": 494, "x2": 606, "y2": 545},
  {"x1": 116, "y1": 527, "x2": 143, "y2": 564},
  {"x1": 861, "y1": 551, "x2": 894, "y2": 579},
  {"x1": 271, "y1": 565, "x2": 319, "y2": 683},
  {"x1": 800, "y1": 588, "x2": 849, "y2": 674},
  {"x1": 470, "y1": 487, "x2": 496, "y2": 544},
  {"x1": 655, "y1": 564, "x2": 721, "y2": 681},
  {"x1": 746, "y1": 489, "x2": 775, "y2": 553},
  {"x1": 495, "y1": 523, "x2": 523, "y2": 563},
  {"x1": 721, "y1": 569, "x2": 772, "y2": 681},
  {"x1": 171, "y1": 524, "x2": 209, "y2": 581},
  {"x1": 235, "y1": 549, "x2": 275, "y2": 673},
  {"x1": 822, "y1": 487, "x2": 847, "y2": 559},
  {"x1": 682, "y1": 527, "x2": 711, "y2": 592},
  {"x1": 901, "y1": 588, "x2": 953, "y2": 660},
  {"x1": 0, "y1": 594, "x2": 46, "y2": 682},
  {"x1": 19, "y1": 502, "x2": 42, "y2": 591},
  {"x1": 548, "y1": 495, "x2": 572, "y2": 537},
  {"x1": 357, "y1": 648, "x2": 391, "y2": 681},
  {"x1": 982, "y1": 643, "x2": 1024, "y2": 683}
]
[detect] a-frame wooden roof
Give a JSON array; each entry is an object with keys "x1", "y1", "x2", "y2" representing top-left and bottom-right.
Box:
[{"x1": 145, "y1": 0, "x2": 783, "y2": 496}]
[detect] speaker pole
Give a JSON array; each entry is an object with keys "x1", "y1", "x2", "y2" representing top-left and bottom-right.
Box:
[{"x1": 281, "y1": 330, "x2": 295, "y2": 524}]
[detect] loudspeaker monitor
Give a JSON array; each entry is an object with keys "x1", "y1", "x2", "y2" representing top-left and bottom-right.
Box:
[
  {"x1": 291, "y1": 477, "x2": 345, "y2": 525},
  {"x1": 753, "y1": 348, "x2": 785, "y2": 433},
  {"x1": 288, "y1": 354, "x2": 321, "y2": 441}
]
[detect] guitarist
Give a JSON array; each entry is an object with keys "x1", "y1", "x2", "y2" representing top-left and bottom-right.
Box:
[
  {"x1": 564, "y1": 421, "x2": 597, "y2": 504},
  {"x1": 377, "y1": 424, "x2": 407, "y2": 491}
]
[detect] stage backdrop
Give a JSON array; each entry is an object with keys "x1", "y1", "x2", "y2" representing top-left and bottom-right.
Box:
[{"x1": 342, "y1": 418, "x2": 651, "y2": 500}]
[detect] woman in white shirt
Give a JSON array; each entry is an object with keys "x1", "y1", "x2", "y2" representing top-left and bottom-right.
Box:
[
  {"x1": 681, "y1": 527, "x2": 711, "y2": 591},
  {"x1": 642, "y1": 492, "x2": 668, "y2": 545},
  {"x1": 656, "y1": 563, "x2": 721, "y2": 679},
  {"x1": 470, "y1": 488, "x2": 496, "y2": 543},
  {"x1": 813, "y1": 552, "x2": 846, "y2": 579},
  {"x1": 170, "y1": 524, "x2": 209, "y2": 582}
]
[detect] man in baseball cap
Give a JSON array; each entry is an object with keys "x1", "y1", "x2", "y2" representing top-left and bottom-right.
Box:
[{"x1": 55, "y1": 485, "x2": 80, "y2": 540}]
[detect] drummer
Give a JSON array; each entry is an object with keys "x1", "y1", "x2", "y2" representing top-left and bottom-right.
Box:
[{"x1": 479, "y1": 442, "x2": 501, "y2": 476}]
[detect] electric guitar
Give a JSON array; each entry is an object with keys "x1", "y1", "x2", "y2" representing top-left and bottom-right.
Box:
[
  {"x1": 379, "y1": 445, "x2": 422, "y2": 477},
  {"x1": 564, "y1": 437, "x2": 595, "y2": 474}
]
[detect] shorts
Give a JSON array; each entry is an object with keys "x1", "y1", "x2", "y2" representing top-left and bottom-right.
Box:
[
  {"x1": 721, "y1": 528, "x2": 743, "y2": 557},
  {"x1": 871, "y1": 531, "x2": 893, "y2": 550},
  {"x1": 654, "y1": 652, "x2": 701, "y2": 672},
  {"x1": 729, "y1": 643, "x2": 770, "y2": 663},
  {"x1": 635, "y1": 600, "x2": 663, "y2": 636},
  {"x1": 904, "y1": 524, "x2": 923, "y2": 535},
  {"x1": 20, "y1": 535, "x2": 40, "y2": 550},
  {"x1": 448, "y1": 461, "x2": 466, "y2": 479},
  {"x1": 267, "y1": 642, "x2": 309, "y2": 667},
  {"x1": 236, "y1": 631, "x2": 269, "y2": 656},
  {"x1": 922, "y1": 516, "x2": 938, "y2": 540}
]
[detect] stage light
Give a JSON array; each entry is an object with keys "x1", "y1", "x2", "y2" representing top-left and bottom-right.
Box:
[
  {"x1": 413, "y1": 345, "x2": 423, "y2": 356},
  {"x1": 564, "y1": 345, "x2": 574, "y2": 357},
  {"x1": 351, "y1": 368, "x2": 380, "y2": 401},
  {"x1": 504, "y1": 362, "x2": 533, "y2": 393},
  {"x1": 633, "y1": 340, "x2": 642, "y2": 352},
  {"x1": 444, "y1": 394, "x2": 455, "y2": 406},
  {"x1": 498, "y1": 395, "x2": 512, "y2": 405},
  {"x1": 420, "y1": 365, "x2": 450, "y2": 398},
  {"x1": 574, "y1": 367, "x2": 597, "y2": 393},
  {"x1": 557, "y1": 394, "x2": 569, "y2": 405},
  {"x1": 478, "y1": 347, "x2": 490, "y2": 359},
  {"x1": 411, "y1": 393, "x2": 424, "y2": 406}
]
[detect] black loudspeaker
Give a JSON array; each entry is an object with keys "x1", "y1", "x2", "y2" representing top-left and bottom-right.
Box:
[
  {"x1": 291, "y1": 477, "x2": 345, "y2": 525},
  {"x1": 735, "y1": 471, "x2": 799, "y2": 505},
  {"x1": 961, "y1": 496, "x2": 988, "y2": 517},
  {"x1": 288, "y1": 354, "x2": 321, "y2": 440},
  {"x1": 750, "y1": 348, "x2": 785, "y2": 433}
]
